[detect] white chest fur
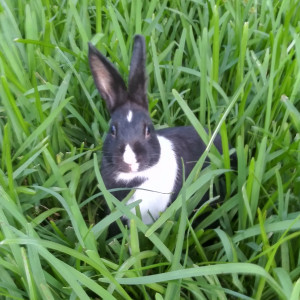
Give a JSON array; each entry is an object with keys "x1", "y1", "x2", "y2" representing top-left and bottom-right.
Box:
[{"x1": 115, "y1": 136, "x2": 178, "y2": 224}]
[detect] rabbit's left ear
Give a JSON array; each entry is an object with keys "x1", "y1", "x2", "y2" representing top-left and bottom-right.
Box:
[
  {"x1": 128, "y1": 35, "x2": 148, "y2": 110},
  {"x1": 88, "y1": 43, "x2": 127, "y2": 113}
]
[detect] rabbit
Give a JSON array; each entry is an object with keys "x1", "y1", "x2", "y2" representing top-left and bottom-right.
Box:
[{"x1": 88, "y1": 35, "x2": 225, "y2": 226}]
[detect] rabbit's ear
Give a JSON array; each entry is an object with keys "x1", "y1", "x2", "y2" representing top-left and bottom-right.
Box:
[
  {"x1": 128, "y1": 35, "x2": 148, "y2": 110},
  {"x1": 88, "y1": 43, "x2": 127, "y2": 113}
]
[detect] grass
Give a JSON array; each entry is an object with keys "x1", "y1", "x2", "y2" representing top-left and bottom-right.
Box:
[{"x1": 0, "y1": 0, "x2": 300, "y2": 299}]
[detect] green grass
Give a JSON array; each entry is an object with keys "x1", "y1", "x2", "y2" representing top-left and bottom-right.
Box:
[{"x1": 0, "y1": 0, "x2": 300, "y2": 299}]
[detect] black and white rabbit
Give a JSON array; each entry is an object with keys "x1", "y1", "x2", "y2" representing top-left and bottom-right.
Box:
[{"x1": 88, "y1": 35, "x2": 224, "y2": 226}]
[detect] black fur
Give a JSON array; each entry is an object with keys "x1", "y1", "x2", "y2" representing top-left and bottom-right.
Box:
[{"x1": 156, "y1": 126, "x2": 223, "y2": 202}]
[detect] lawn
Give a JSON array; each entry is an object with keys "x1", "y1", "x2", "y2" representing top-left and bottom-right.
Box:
[{"x1": 0, "y1": 0, "x2": 300, "y2": 299}]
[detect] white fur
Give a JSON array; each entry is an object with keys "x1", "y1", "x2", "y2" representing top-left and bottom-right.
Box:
[
  {"x1": 123, "y1": 144, "x2": 139, "y2": 172},
  {"x1": 127, "y1": 110, "x2": 133, "y2": 122},
  {"x1": 116, "y1": 136, "x2": 177, "y2": 224}
]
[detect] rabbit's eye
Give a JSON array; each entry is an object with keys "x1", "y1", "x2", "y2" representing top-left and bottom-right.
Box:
[
  {"x1": 110, "y1": 125, "x2": 117, "y2": 137},
  {"x1": 145, "y1": 125, "x2": 150, "y2": 138}
]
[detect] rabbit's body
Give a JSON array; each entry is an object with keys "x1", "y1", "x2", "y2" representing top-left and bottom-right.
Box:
[
  {"x1": 112, "y1": 132, "x2": 177, "y2": 225},
  {"x1": 101, "y1": 123, "x2": 222, "y2": 224},
  {"x1": 88, "y1": 35, "x2": 224, "y2": 226}
]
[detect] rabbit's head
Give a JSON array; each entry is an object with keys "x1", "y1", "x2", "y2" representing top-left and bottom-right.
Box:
[{"x1": 89, "y1": 35, "x2": 161, "y2": 174}]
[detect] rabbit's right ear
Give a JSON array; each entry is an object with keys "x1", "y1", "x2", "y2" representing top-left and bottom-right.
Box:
[
  {"x1": 88, "y1": 43, "x2": 127, "y2": 113},
  {"x1": 128, "y1": 35, "x2": 148, "y2": 110}
]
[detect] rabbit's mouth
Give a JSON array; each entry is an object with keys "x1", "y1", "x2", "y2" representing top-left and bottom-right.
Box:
[
  {"x1": 118, "y1": 161, "x2": 139, "y2": 173},
  {"x1": 128, "y1": 162, "x2": 139, "y2": 172},
  {"x1": 122, "y1": 144, "x2": 139, "y2": 172}
]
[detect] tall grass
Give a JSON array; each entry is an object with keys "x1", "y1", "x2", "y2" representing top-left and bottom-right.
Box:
[{"x1": 0, "y1": 0, "x2": 300, "y2": 299}]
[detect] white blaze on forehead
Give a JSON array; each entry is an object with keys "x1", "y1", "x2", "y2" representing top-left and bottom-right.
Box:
[
  {"x1": 127, "y1": 110, "x2": 133, "y2": 122},
  {"x1": 123, "y1": 144, "x2": 137, "y2": 165}
]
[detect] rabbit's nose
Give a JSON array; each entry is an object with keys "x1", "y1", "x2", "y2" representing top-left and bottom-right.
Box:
[
  {"x1": 128, "y1": 163, "x2": 139, "y2": 172},
  {"x1": 123, "y1": 144, "x2": 137, "y2": 165}
]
